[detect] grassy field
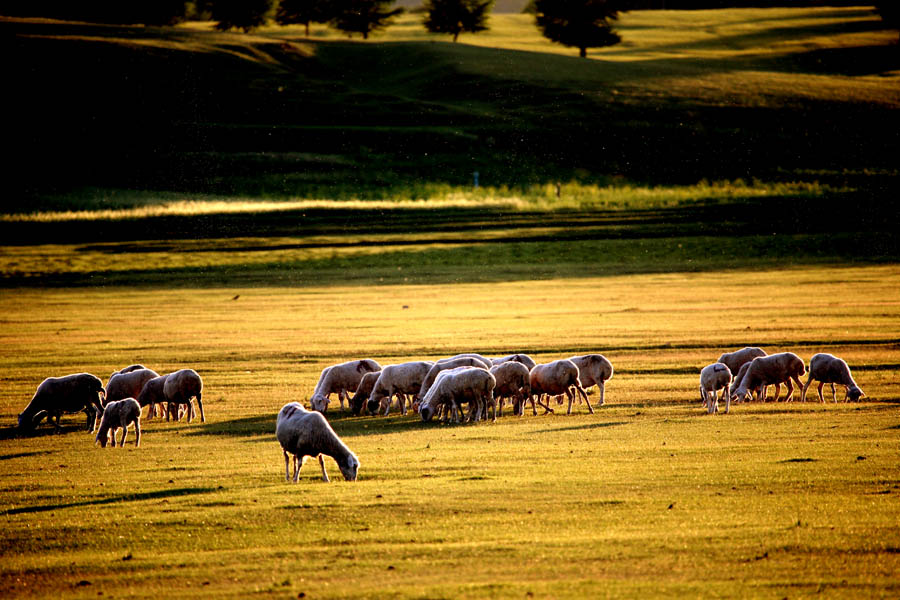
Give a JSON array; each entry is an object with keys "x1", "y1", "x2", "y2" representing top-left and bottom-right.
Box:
[
  {"x1": 1, "y1": 267, "x2": 900, "y2": 599},
  {"x1": 2, "y1": 5, "x2": 899, "y2": 598}
]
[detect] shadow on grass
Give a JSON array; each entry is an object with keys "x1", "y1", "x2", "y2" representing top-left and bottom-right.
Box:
[
  {"x1": 530, "y1": 421, "x2": 630, "y2": 434},
  {"x1": 0, "y1": 450, "x2": 53, "y2": 461},
  {"x1": 3, "y1": 486, "x2": 217, "y2": 516},
  {"x1": 185, "y1": 415, "x2": 274, "y2": 438},
  {"x1": 1, "y1": 424, "x2": 93, "y2": 440}
]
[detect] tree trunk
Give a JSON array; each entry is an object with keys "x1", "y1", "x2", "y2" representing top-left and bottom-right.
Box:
[
  {"x1": 579, "y1": 46, "x2": 586, "y2": 58},
  {"x1": 453, "y1": 30, "x2": 459, "y2": 43},
  {"x1": 305, "y1": 22, "x2": 309, "y2": 37}
]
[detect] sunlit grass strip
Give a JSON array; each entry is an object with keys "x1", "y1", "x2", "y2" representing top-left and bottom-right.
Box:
[{"x1": 0, "y1": 180, "x2": 841, "y2": 222}]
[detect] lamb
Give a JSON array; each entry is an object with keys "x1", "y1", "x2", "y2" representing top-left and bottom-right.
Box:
[
  {"x1": 18, "y1": 373, "x2": 106, "y2": 433},
  {"x1": 136, "y1": 375, "x2": 168, "y2": 419},
  {"x1": 801, "y1": 353, "x2": 865, "y2": 403},
  {"x1": 730, "y1": 352, "x2": 806, "y2": 403},
  {"x1": 419, "y1": 357, "x2": 490, "y2": 399},
  {"x1": 349, "y1": 371, "x2": 382, "y2": 416},
  {"x1": 529, "y1": 359, "x2": 592, "y2": 415},
  {"x1": 95, "y1": 398, "x2": 141, "y2": 447},
  {"x1": 309, "y1": 359, "x2": 382, "y2": 413},
  {"x1": 568, "y1": 354, "x2": 613, "y2": 406},
  {"x1": 105, "y1": 368, "x2": 159, "y2": 405},
  {"x1": 275, "y1": 402, "x2": 359, "y2": 482},
  {"x1": 699, "y1": 363, "x2": 733, "y2": 414},
  {"x1": 419, "y1": 367, "x2": 497, "y2": 423},
  {"x1": 367, "y1": 361, "x2": 434, "y2": 416},
  {"x1": 717, "y1": 347, "x2": 766, "y2": 377},
  {"x1": 490, "y1": 361, "x2": 531, "y2": 417},
  {"x1": 491, "y1": 354, "x2": 537, "y2": 370},
  {"x1": 163, "y1": 369, "x2": 205, "y2": 423}
]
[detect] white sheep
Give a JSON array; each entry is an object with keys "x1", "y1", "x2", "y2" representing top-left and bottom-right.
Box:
[
  {"x1": 801, "y1": 353, "x2": 865, "y2": 403},
  {"x1": 717, "y1": 347, "x2": 766, "y2": 376},
  {"x1": 163, "y1": 369, "x2": 204, "y2": 423},
  {"x1": 419, "y1": 367, "x2": 497, "y2": 423},
  {"x1": 728, "y1": 361, "x2": 757, "y2": 402},
  {"x1": 419, "y1": 357, "x2": 490, "y2": 399},
  {"x1": 699, "y1": 363, "x2": 733, "y2": 414},
  {"x1": 95, "y1": 398, "x2": 142, "y2": 447},
  {"x1": 368, "y1": 361, "x2": 434, "y2": 416},
  {"x1": 568, "y1": 354, "x2": 613, "y2": 406},
  {"x1": 309, "y1": 359, "x2": 382, "y2": 413},
  {"x1": 18, "y1": 373, "x2": 106, "y2": 433},
  {"x1": 105, "y1": 368, "x2": 159, "y2": 405},
  {"x1": 491, "y1": 353, "x2": 537, "y2": 370},
  {"x1": 730, "y1": 352, "x2": 806, "y2": 403},
  {"x1": 490, "y1": 361, "x2": 531, "y2": 417},
  {"x1": 445, "y1": 353, "x2": 493, "y2": 367},
  {"x1": 529, "y1": 359, "x2": 592, "y2": 415},
  {"x1": 349, "y1": 370, "x2": 382, "y2": 416},
  {"x1": 276, "y1": 402, "x2": 359, "y2": 482}
]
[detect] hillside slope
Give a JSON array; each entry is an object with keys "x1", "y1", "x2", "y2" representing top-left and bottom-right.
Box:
[{"x1": 5, "y1": 9, "x2": 899, "y2": 200}]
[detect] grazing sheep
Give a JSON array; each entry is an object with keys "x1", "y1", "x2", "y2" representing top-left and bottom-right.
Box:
[
  {"x1": 717, "y1": 347, "x2": 767, "y2": 377},
  {"x1": 136, "y1": 374, "x2": 168, "y2": 417},
  {"x1": 728, "y1": 361, "x2": 756, "y2": 402},
  {"x1": 491, "y1": 353, "x2": 537, "y2": 370},
  {"x1": 419, "y1": 357, "x2": 490, "y2": 399},
  {"x1": 490, "y1": 361, "x2": 531, "y2": 417},
  {"x1": 276, "y1": 402, "x2": 359, "y2": 482},
  {"x1": 419, "y1": 367, "x2": 497, "y2": 423},
  {"x1": 163, "y1": 369, "x2": 205, "y2": 423},
  {"x1": 699, "y1": 363, "x2": 733, "y2": 414},
  {"x1": 18, "y1": 373, "x2": 106, "y2": 433},
  {"x1": 368, "y1": 361, "x2": 434, "y2": 416},
  {"x1": 310, "y1": 359, "x2": 382, "y2": 413},
  {"x1": 445, "y1": 353, "x2": 493, "y2": 367},
  {"x1": 105, "y1": 368, "x2": 159, "y2": 405},
  {"x1": 568, "y1": 354, "x2": 613, "y2": 406},
  {"x1": 95, "y1": 398, "x2": 141, "y2": 447},
  {"x1": 801, "y1": 353, "x2": 865, "y2": 403},
  {"x1": 730, "y1": 352, "x2": 805, "y2": 403},
  {"x1": 529, "y1": 360, "x2": 592, "y2": 415},
  {"x1": 349, "y1": 371, "x2": 382, "y2": 416}
]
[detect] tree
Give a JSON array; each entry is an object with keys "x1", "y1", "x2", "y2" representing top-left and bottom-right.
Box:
[
  {"x1": 330, "y1": 0, "x2": 403, "y2": 40},
  {"x1": 275, "y1": 0, "x2": 334, "y2": 36},
  {"x1": 530, "y1": 0, "x2": 625, "y2": 58},
  {"x1": 211, "y1": 0, "x2": 275, "y2": 32},
  {"x1": 423, "y1": 0, "x2": 493, "y2": 43}
]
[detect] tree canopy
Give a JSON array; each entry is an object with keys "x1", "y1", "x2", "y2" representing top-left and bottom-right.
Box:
[
  {"x1": 211, "y1": 0, "x2": 275, "y2": 32},
  {"x1": 530, "y1": 0, "x2": 625, "y2": 58},
  {"x1": 423, "y1": 0, "x2": 494, "y2": 43},
  {"x1": 275, "y1": 0, "x2": 333, "y2": 36},
  {"x1": 330, "y1": 0, "x2": 403, "y2": 40}
]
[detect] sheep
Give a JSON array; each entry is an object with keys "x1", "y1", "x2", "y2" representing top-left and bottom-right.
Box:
[
  {"x1": 529, "y1": 359, "x2": 592, "y2": 415},
  {"x1": 163, "y1": 369, "x2": 204, "y2": 423},
  {"x1": 489, "y1": 361, "x2": 531, "y2": 417},
  {"x1": 18, "y1": 373, "x2": 106, "y2": 433},
  {"x1": 717, "y1": 347, "x2": 767, "y2": 377},
  {"x1": 349, "y1": 370, "x2": 382, "y2": 416},
  {"x1": 801, "y1": 353, "x2": 865, "y2": 403},
  {"x1": 728, "y1": 361, "x2": 756, "y2": 402},
  {"x1": 568, "y1": 354, "x2": 613, "y2": 406},
  {"x1": 275, "y1": 402, "x2": 359, "y2": 482},
  {"x1": 491, "y1": 353, "x2": 537, "y2": 370},
  {"x1": 445, "y1": 353, "x2": 493, "y2": 367},
  {"x1": 699, "y1": 363, "x2": 733, "y2": 414},
  {"x1": 95, "y1": 398, "x2": 141, "y2": 447},
  {"x1": 367, "y1": 361, "x2": 434, "y2": 416},
  {"x1": 309, "y1": 359, "x2": 382, "y2": 413},
  {"x1": 419, "y1": 357, "x2": 490, "y2": 399},
  {"x1": 730, "y1": 352, "x2": 806, "y2": 403},
  {"x1": 419, "y1": 367, "x2": 497, "y2": 423},
  {"x1": 105, "y1": 368, "x2": 159, "y2": 405},
  {"x1": 136, "y1": 375, "x2": 168, "y2": 418}
]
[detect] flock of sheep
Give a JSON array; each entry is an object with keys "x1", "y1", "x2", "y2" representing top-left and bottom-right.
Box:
[{"x1": 15, "y1": 347, "x2": 864, "y2": 483}]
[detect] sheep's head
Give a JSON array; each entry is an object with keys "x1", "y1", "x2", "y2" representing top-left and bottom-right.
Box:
[
  {"x1": 17, "y1": 412, "x2": 34, "y2": 431},
  {"x1": 340, "y1": 454, "x2": 359, "y2": 481},
  {"x1": 420, "y1": 403, "x2": 435, "y2": 422},
  {"x1": 309, "y1": 393, "x2": 329, "y2": 413},
  {"x1": 350, "y1": 392, "x2": 367, "y2": 416},
  {"x1": 95, "y1": 428, "x2": 110, "y2": 447},
  {"x1": 848, "y1": 387, "x2": 865, "y2": 402},
  {"x1": 366, "y1": 392, "x2": 385, "y2": 415}
]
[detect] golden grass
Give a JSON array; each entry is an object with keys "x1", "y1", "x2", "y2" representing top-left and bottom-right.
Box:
[{"x1": 1, "y1": 266, "x2": 899, "y2": 598}]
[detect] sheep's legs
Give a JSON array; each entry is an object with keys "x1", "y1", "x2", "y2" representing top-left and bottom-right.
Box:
[
  {"x1": 831, "y1": 383, "x2": 838, "y2": 403},
  {"x1": 578, "y1": 385, "x2": 594, "y2": 414},
  {"x1": 119, "y1": 424, "x2": 128, "y2": 447},
  {"x1": 318, "y1": 455, "x2": 330, "y2": 482},
  {"x1": 133, "y1": 419, "x2": 141, "y2": 447},
  {"x1": 598, "y1": 382, "x2": 606, "y2": 406},
  {"x1": 720, "y1": 387, "x2": 730, "y2": 414},
  {"x1": 283, "y1": 451, "x2": 291, "y2": 481},
  {"x1": 800, "y1": 375, "x2": 814, "y2": 402}
]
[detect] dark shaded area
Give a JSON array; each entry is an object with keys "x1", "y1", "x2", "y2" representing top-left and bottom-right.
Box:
[
  {"x1": 0, "y1": 450, "x2": 53, "y2": 460},
  {"x1": 3, "y1": 16, "x2": 898, "y2": 203},
  {"x1": 3, "y1": 486, "x2": 218, "y2": 515}
]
